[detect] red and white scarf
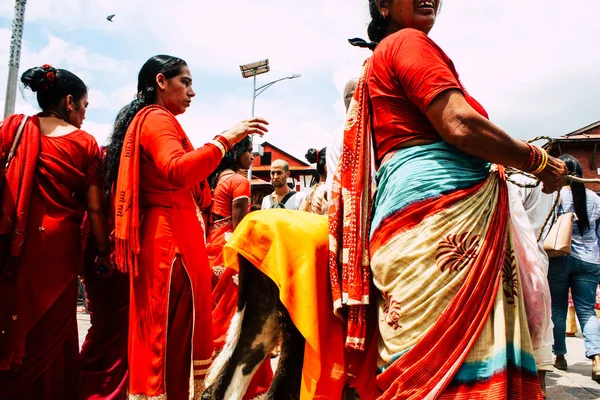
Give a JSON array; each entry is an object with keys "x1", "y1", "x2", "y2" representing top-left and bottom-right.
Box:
[{"x1": 328, "y1": 60, "x2": 375, "y2": 352}]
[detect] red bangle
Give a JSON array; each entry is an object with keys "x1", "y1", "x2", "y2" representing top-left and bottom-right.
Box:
[
  {"x1": 518, "y1": 144, "x2": 534, "y2": 172},
  {"x1": 214, "y1": 135, "x2": 231, "y2": 152},
  {"x1": 519, "y1": 144, "x2": 544, "y2": 173}
]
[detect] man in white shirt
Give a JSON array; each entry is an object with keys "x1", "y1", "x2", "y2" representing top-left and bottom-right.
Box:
[
  {"x1": 325, "y1": 78, "x2": 359, "y2": 199},
  {"x1": 261, "y1": 159, "x2": 307, "y2": 210}
]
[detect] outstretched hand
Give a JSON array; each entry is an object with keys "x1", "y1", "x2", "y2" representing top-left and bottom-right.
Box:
[
  {"x1": 535, "y1": 155, "x2": 568, "y2": 194},
  {"x1": 222, "y1": 117, "x2": 269, "y2": 145}
]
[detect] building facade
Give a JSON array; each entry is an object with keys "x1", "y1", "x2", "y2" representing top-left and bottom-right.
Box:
[{"x1": 548, "y1": 120, "x2": 600, "y2": 193}]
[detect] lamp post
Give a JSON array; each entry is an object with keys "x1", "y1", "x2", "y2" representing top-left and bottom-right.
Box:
[
  {"x1": 4, "y1": 0, "x2": 27, "y2": 119},
  {"x1": 239, "y1": 58, "x2": 301, "y2": 181}
]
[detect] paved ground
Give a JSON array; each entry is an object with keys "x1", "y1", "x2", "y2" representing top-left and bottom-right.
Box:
[
  {"x1": 76, "y1": 309, "x2": 600, "y2": 399},
  {"x1": 546, "y1": 336, "x2": 600, "y2": 399},
  {"x1": 76, "y1": 307, "x2": 91, "y2": 348}
]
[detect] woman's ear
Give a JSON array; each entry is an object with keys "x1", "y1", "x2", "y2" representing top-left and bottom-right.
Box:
[
  {"x1": 377, "y1": 0, "x2": 390, "y2": 18},
  {"x1": 65, "y1": 94, "x2": 75, "y2": 112},
  {"x1": 156, "y1": 73, "x2": 167, "y2": 91}
]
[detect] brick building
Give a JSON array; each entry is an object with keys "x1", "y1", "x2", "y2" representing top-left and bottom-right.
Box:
[
  {"x1": 247, "y1": 141, "x2": 317, "y2": 208},
  {"x1": 548, "y1": 120, "x2": 600, "y2": 193}
]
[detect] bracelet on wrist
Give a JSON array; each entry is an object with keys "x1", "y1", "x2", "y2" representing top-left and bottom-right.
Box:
[
  {"x1": 531, "y1": 148, "x2": 549, "y2": 175},
  {"x1": 518, "y1": 144, "x2": 535, "y2": 172},
  {"x1": 519, "y1": 144, "x2": 547, "y2": 174},
  {"x1": 213, "y1": 135, "x2": 231, "y2": 153},
  {"x1": 215, "y1": 134, "x2": 231, "y2": 150},
  {"x1": 210, "y1": 140, "x2": 226, "y2": 157}
]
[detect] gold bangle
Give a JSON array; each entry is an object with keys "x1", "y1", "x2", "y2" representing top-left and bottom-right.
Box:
[
  {"x1": 531, "y1": 148, "x2": 548, "y2": 174},
  {"x1": 210, "y1": 139, "x2": 226, "y2": 157}
]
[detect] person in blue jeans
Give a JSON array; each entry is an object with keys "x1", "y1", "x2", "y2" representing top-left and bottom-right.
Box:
[{"x1": 548, "y1": 154, "x2": 600, "y2": 381}]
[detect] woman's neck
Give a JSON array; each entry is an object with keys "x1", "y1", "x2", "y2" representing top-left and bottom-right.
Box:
[{"x1": 39, "y1": 110, "x2": 69, "y2": 124}]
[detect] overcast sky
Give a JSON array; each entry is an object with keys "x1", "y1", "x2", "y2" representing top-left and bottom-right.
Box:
[{"x1": 1, "y1": 0, "x2": 599, "y2": 161}]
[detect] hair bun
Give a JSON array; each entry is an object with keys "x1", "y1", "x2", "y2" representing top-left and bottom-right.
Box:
[
  {"x1": 305, "y1": 148, "x2": 318, "y2": 164},
  {"x1": 21, "y1": 64, "x2": 58, "y2": 93}
]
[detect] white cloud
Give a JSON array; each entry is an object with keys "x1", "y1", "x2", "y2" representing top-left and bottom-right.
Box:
[
  {"x1": 2, "y1": 0, "x2": 600, "y2": 159},
  {"x1": 177, "y1": 93, "x2": 332, "y2": 161},
  {"x1": 81, "y1": 120, "x2": 112, "y2": 146},
  {"x1": 88, "y1": 84, "x2": 136, "y2": 112}
]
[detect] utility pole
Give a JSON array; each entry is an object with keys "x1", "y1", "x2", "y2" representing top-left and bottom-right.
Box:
[{"x1": 4, "y1": 0, "x2": 27, "y2": 119}]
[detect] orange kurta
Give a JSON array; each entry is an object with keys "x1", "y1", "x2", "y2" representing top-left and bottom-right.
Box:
[
  {"x1": 121, "y1": 106, "x2": 221, "y2": 399},
  {"x1": 223, "y1": 209, "x2": 346, "y2": 400}
]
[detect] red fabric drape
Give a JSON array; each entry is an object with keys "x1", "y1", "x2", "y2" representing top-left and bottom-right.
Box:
[{"x1": 0, "y1": 114, "x2": 101, "y2": 399}]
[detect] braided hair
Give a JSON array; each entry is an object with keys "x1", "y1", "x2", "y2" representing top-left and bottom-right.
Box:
[{"x1": 104, "y1": 55, "x2": 187, "y2": 193}]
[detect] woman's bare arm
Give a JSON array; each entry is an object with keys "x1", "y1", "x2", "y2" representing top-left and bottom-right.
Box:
[
  {"x1": 426, "y1": 89, "x2": 567, "y2": 193},
  {"x1": 87, "y1": 184, "x2": 111, "y2": 255},
  {"x1": 231, "y1": 198, "x2": 249, "y2": 230}
]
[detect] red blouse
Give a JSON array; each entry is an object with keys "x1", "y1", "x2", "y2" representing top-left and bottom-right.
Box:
[
  {"x1": 211, "y1": 172, "x2": 250, "y2": 218},
  {"x1": 368, "y1": 28, "x2": 488, "y2": 163}
]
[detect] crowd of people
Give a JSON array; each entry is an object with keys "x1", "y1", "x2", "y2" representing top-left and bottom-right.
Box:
[{"x1": 0, "y1": 0, "x2": 599, "y2": 399}]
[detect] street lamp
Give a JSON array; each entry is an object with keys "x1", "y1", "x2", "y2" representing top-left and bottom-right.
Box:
[{"x1": 239, "y1": 58, "x2": 301, "y2": 181}]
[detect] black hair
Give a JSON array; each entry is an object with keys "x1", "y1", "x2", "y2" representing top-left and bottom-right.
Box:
[
  {"x1": 207, "y1": 136, "x2": 252, "y2": 190},
  {"x1": 367, "y1": 0, "x2": 388, "y2": 44},
  {"x1": 560, "y1": 154, "x2": 589, "y2": 235},
  {"x1": 306, "y1": 147, "x2": 326, "y2": 186},
  {"x1": 347, "y1": 0, "x2": 390, "y2": 51},
  {"x1": 104, "y1": 55, "x2": 187, "y2": 191},
  {"x1": 349, "y1": 1, "x2": 442, "y2": 50},
  {"x1": 21, "y1": 65, "x2": 87, "y2": 114}
]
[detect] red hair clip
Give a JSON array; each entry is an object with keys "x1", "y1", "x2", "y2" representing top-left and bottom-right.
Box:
[
  {"x1": 46, "y1": 71, "x2": 55, "y2": 82},
  {"x1": 42, "y1": 64, "x2": 52, "y2": 70}
]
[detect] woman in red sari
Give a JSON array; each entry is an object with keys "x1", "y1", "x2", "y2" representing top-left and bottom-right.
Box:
[
  {"x1": 0, "y1": 65, "x2": 111, "y2": 399},
  {"x1": 207, "y1": 136, "x2": 273, "y2": 399},
  {"x1": 104, "y1": 55, "x2": 268, "y2": 399}
]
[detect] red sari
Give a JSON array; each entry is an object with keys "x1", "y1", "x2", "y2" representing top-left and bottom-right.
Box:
[
  {"x1": 114, "y1": 105, "x2": 221, "y2": 399},
  {"x1": 79, "y1": 208, "x2": 129, "y2": 400},
  {"x1": 0, "y1": 114, "x2": 102, "y2": 399},
  {"x1": 208, "y1": 171, "x2": 273, "y2": 399}
]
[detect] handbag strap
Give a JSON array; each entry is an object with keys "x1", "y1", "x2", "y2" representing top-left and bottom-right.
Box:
[
  {"x1": 538, "y1": 190, "x2": 561, "y2": 242},
  {"x1": 4, "y1": 116, "x2": 29, "y2": 171}
]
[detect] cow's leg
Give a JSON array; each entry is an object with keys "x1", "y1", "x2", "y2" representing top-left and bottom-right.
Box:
[
  {"x1": 203, "y1": 256, "x2": 280, "y2": 400},
  {"x1": 266, "y1": 303, "x2": 305, "y2": 400}
]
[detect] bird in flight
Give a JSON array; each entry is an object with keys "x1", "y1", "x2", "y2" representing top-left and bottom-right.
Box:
[{"x1": 106, "y1": 14, "x2": 115, "y2": 22}]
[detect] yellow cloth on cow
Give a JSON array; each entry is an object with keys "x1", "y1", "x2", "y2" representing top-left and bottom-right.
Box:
[{"x1": 223, "y1": 209, "x2": 346, "y2": 400}]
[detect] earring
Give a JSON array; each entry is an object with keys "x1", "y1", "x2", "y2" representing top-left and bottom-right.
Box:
[{"x1": 380, "y1": 11, "x2": 388, "y2": 19}]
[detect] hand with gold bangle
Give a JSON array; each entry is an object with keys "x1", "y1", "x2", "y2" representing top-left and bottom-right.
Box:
[
  {"x1": 520, "y1": 143, "x2": 568, "y2": 193},
  {"x1": 531, "y1": 147, "x2": 549, "y2": 175}
]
